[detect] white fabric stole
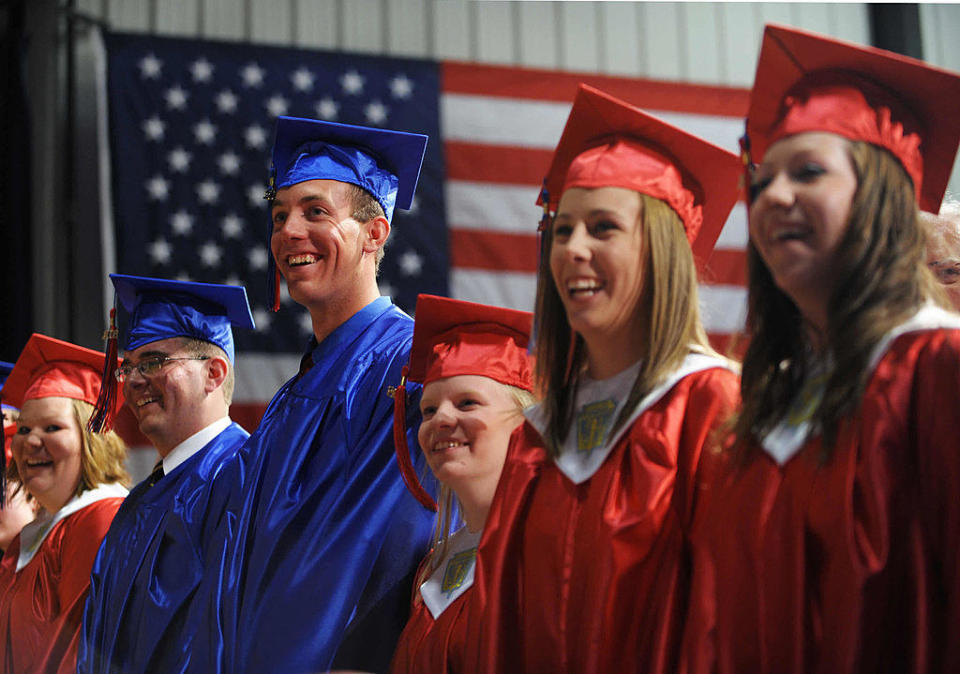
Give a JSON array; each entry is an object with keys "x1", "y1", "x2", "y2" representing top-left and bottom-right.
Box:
[
  {"x1": 760, "y1": 303, "x2": 960, "y2": 465},
  {"x1": 419, "y1": 526, "x2": 483, "y2": 620},
  {"x1": 525, "y1": 351, "x2": 738, "y2": 485},
  {"x1": 17, "y1": 482, "x2": 129, "y2": 572}
]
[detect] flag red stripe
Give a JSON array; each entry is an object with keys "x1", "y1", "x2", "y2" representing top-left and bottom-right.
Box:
[
  {"x1": 703, "y1": 248, "x2": 748, "y2": 286},
  {"x1": 442, "y1": 61, "x2": 751, "y2": 116},
  {"x1": 450, "y1": 229, "x2": 539, "y2": 273},
  {"x1": 446, "y1": 141, "x2": 553, "y2": 185}
]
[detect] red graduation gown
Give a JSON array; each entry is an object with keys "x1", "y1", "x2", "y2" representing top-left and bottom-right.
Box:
[
  {"x1": 682, "y1": 327, "x2": 960, "y2": 673},
  {"x1": 0, "y1": 498, "x2": 123, "y2": 674},
  {"x1": 466, "y1": 363, "x2": 739, "y2": 673},
  {"x1": 389, "y1": 559, "x2": 472, "y2": 673}
]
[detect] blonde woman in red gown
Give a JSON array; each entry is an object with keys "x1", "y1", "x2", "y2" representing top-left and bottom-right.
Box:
[
  {"x1": 389, "y1": 294, "x2": 534, "y2": 673},
  {"x1": 0, "y1": 335, "x2": 128, "y2": 674},
  {"x1": 464, "y1": 84, "x2": 743, "y2": 673}
]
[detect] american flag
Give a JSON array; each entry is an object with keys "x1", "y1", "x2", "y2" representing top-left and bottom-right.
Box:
[{"x1": 100, "y1": 31, "x2": 750, "y2": 466}]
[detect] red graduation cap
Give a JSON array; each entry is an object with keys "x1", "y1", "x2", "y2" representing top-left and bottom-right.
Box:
[
  {"x1": 393, "y1": 295, "x2": 534, "y2": 512},
  {"x1": 539, "y1": 84, "x2": 742, "y2": 265},
  {"x1": 746, "y1": 23, "x2": 960, "y2": 213},
  {"x1": 2, "y1": 334, "x2": 122, "y2": 411}
]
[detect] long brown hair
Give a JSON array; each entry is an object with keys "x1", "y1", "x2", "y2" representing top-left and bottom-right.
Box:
[
  {"x1": 534, "y1": 193, "x2": 718, "y2": 456},
  {"x1": 734, "y1": 141, "x2": 946, "y2": 456}
]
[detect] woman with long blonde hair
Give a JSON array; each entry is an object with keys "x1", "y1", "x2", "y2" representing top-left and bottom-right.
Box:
[
  {"x1": 0, "y1": 335, "x2": 128, "y2": 674},
  {"x1": 464, "y1": 84, "x2": 742, "y2": 673}
]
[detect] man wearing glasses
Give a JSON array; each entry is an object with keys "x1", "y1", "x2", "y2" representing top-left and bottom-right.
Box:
[{"x1": 78, "y1": 275, "x2": 255, "y2": 673}]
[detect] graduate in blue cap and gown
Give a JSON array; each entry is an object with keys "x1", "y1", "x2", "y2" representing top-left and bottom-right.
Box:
[
  {"x1": 189, "y1": 116, "x2": 437, "y2": 673},
  {"x1": 77, "y1": 275, "x2": 255, "y2": 674}
]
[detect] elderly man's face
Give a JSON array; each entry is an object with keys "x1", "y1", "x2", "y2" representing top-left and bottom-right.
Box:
[{"x1": 923, "y1": 210, "x2": 960, "y2": 311}]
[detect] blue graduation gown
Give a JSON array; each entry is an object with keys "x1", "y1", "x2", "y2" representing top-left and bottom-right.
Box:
[
  {"x1": 191, "y1": 297, "x2": 435, "y2": 673},
  {"x1": 77, "y1": 422, "x2": 249, "y2": 674}
]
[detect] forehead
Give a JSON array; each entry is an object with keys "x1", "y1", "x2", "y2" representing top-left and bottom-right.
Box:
[
  {"x1": 273, "y1": 178, "x2": 353, "y2": 208},
  {"x1": 19, "y1": 395, "x2": 75, "y2": 420},
  {"x1": 760, "y1": 131, "x2": 851, "y2": 168},
  {"x1": 122, "y1": 336, "x2": 187, "y2": 362},
  {"x1": 556, "y1": 186, "x2": 643, "y2": 218},
  {"x1": 422, "y1": 374, "x2": 510, "y2": 399}
]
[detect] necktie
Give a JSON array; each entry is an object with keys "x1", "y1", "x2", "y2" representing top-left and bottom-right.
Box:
[{"x1": 148, "y1": 460, "x2": 165, "y2": 487}]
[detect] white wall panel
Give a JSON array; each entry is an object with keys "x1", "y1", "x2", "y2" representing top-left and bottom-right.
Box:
[
  {"x1": 474, "y1": 1, "x2": 515, "y2": 65},
  {"x1": 830, "y1": 4, "x2": 869, "y2": 45},
  {"x1": 342, "y1": 0, "x2": 385, "y2": 54},
  {"x1": 156, "y1": 0, "x2": 199, "y2": 37},
  {"x1": 386, "y1": 0, "x2": 430, "y2": 58},
  {"x1": 558, "y1": 3, "x2": 599, "y2": 73},
  {"x1": 517, "y1": 2, "x2": 559, "y2": 70},
  {"x1": 202, "y1": 0, "x2": 247, "y2": 40},
  {"x1": 599, "y1": 3, "x2": 641, "y2": 76},
  {"x1": 249, "y1": 0, "x2": 291, "y2": 45},
  {"x1": 106, "y1": 0, "x2": 152, "y2": 32},
  {"x1": 790, "y1": 3, "x2": 831, "y2": 37},
  {"x1": 718, "y1": 3, "x2": 762, "y2": 86},
  {"x1": 682, "y1": 3, "x2": 722, "y2": 84},
  {"x1": 754, "y1": 3, "x2": 793, "y2": 34},
  {"x1": 77, "y1": 0, "x2": 107, "y2": 18},
  {"x1": 641, "y1": 3, "x2": 683, "y2": 81},
  {"x1": 432, "y1": 0, "x2": 471, "y2": 61},
  {"x1": 293, "y1": 0, "x2": 339, "y2": 50}
]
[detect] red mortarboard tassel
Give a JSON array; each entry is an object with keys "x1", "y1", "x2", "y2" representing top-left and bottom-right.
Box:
[
  {"x1": 88, "y1": 308, "x2": 119, "y2": 433},
  {"x1": 391, "y1": 366, "x2": 438, "y2": 512}
]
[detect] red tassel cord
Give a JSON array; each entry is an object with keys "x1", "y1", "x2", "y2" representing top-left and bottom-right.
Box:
[
  {"x1": 88, "y1": 308, "x2": 119, "y2": 433},
  {"x1": 391, "y1": 367, "x2": 438, "y2": 512}
]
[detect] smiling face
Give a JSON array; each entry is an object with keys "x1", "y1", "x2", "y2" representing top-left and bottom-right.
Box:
[
  {"x1": 120, "y1": 337, "x2": 212, "y2": 454},
  {"x1": 749, "y1": 132, "x2": 858, "y2": 330},
  {"x1": 270, "y1": 179, "x2": 385, "y2": 322},
  {"x1": 12, "y1": 396, "x2": 83, "y2": 513},
  {"x1": 417, "y1": 375, "x2": 522, "y2": 497},
  {"x1": 549, "y1": 186, "x2": 647, "y2": 370}
]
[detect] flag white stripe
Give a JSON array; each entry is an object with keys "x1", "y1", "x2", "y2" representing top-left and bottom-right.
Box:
[{"x1": 446, "y1": 180, "x2": 542, "y2": 233}]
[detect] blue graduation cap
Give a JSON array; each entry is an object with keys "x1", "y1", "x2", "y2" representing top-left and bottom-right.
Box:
[
  {"x1": 0, "y1": 360, "x2": 16, "y2": 416},
  {"x1": 266, "y1": 115, "x2": 428, "y2": 223},
  {"x1": 110, "y1": 274, "x2": 256, "y2": 364},
  {"x1": 0, "y1": 361, "x2": 13, "y2": 391}
]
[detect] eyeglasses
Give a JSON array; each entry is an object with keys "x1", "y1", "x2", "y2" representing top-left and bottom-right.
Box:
[{"x1": 114, "y1": 355, "x2": 210, "y2": 382}]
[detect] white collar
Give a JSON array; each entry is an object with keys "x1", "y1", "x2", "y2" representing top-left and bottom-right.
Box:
[
  {"x1": 760, "y1": 304, "x2": 960, "y2": 465},
  {"x1": 419, "y1": 526, "x2": 483, "y2": 619},
  {"x1": 527, "y1": 351, "x2": 737, "y2": 484},
  {"x1": 162, "y1": 416, "x2": 232, "y2": 475},
  {"x1": 17, "y1": 482, "x2": 128, "y2": 572}
]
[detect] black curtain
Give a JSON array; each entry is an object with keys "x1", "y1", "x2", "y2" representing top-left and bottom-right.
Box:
[{"x1": 0, "y1": 0, "x2": 34, "y2": 361}]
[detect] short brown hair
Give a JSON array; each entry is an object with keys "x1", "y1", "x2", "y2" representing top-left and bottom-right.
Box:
[
  {"x1": 7, "y1": 399, "x2": 130, "y2": 497},
  {"x1": 348, "y1": 184, "x2": 388, "y2": 269},
  {"x1": 181, "y1": 338, "x2": 235, "y2": 407}
]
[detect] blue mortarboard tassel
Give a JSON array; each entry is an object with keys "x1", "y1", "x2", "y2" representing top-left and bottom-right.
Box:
[{"x1": 740, "y1": 126, "x2": 757, "y2": 203}]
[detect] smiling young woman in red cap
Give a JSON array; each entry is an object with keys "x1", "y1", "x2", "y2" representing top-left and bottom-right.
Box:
[
  {"x1": 388, "y1": 294, "x2": 534, "y2": 673},
  {"x1": 0, "y1": 334, "x2": 129, "y2": 674},
  {"x1": 462, "y1": 84, "x2": 743, "y2": 673},
  {"x1": 681, "y1": 24, "x2": 960, "y2": 674}
]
